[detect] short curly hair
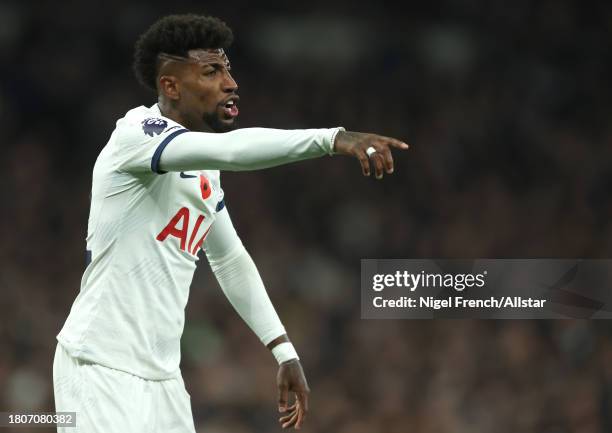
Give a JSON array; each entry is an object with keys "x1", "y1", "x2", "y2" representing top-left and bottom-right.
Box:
[{"x1": 133, "y1": 14, "x2": 234, "y2": 91}]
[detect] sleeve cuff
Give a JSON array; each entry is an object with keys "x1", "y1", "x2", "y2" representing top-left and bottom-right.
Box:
[{"x1": 327, "y1": 127, "x2": 345, "y2": 156}]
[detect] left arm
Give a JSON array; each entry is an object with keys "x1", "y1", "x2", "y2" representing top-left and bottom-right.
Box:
[{"x1": 204, "y1": 207, "x2": 309, "y2": 429}]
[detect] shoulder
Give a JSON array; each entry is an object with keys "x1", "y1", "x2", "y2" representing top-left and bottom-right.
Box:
[
  {"x1": 107, "y1": 104, "x2": 188, "y2": 174},
  {"x1": 114, "y1": 104, "x2": 185, "y2": 145}
]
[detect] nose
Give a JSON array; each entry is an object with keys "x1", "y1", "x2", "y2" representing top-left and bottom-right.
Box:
[{"x1": 222, "y1": 70, "x2": 238, "y2": 92}]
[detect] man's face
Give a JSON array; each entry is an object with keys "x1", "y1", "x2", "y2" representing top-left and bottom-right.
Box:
[{"x1": 159, "y1": 49, "x2": 239, "y2": 133}]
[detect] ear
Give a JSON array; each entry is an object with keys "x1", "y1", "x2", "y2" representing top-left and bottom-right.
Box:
[{"x1": 158, "y1": 75, "x2": 180, "y2": 100}]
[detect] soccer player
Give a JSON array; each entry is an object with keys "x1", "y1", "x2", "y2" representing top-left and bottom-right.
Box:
[{"x1": 53, "y1": 14, "x2": 408, "y2": 433}]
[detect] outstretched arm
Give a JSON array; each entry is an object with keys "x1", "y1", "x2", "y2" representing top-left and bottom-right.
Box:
[
  {"x1": 159, "y1": 127, "x2": 341, "y2": 172},
  {"x1": 157, "y1": 127, "x2": 409, "y2": 177},
  {"x1": 204, "y1": 207, "x2": 309, "y2": 429}
]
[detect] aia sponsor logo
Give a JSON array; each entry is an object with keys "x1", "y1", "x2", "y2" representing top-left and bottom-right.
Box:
[
  {"x1": 157, "y1": 175, "x2": 214, "y2": 254},
  {"x1": 156, "y1": 207, "x2": 210, "y2": 255}
]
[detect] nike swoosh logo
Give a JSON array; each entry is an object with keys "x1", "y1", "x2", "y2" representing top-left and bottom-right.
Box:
[{"x1": 180, "y1": 172, "x2": 197, "y2": 179}]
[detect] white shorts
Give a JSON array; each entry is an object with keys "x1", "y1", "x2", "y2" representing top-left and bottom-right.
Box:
[{"x1": 53, "y1": 343, "x2": 196, "y2": 433}]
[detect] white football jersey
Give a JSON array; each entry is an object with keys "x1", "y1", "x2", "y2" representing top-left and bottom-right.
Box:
[{"x1": 58, "y1": 104, "x2": 225, "y2": 379}]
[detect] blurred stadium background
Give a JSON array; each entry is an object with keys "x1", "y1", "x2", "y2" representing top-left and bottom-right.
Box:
[{"x1": 2, "y1": 1, "x2": 612, "y2": 432}]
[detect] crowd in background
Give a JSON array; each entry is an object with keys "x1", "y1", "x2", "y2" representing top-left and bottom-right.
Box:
[{"x1": 2, "y1": 0, "x2": 612, "y2": 432}]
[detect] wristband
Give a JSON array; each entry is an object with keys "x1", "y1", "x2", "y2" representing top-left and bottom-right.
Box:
[{"x1": 271, "y1": 342, "x2": 299, "y2": 364}]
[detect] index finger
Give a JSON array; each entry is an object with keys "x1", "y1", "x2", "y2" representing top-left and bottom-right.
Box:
[{"x1": 378, "y1": 136, "x2": 409, "y2": 149}]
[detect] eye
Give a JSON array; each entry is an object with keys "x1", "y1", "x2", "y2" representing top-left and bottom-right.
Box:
[{"x1": 204, "y1": 69, "x2": 217, "y2": 77}]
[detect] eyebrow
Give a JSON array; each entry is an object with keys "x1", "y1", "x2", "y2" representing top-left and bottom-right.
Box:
[{"x1": 203, "y1": 62, "x2": 231, "y2": 70}]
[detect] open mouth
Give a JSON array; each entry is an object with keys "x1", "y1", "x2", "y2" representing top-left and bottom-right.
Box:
[{"x1": 222, "y1": 99, "x2": 239, "y2": 118}]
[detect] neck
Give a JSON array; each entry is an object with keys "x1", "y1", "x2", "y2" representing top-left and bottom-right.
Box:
[
  {"x1": 157, "y1": 97, "x2": 213, "y2": 132},
  {"x1": 157, "y1": 97, "x2": 186, "y2": 127}
]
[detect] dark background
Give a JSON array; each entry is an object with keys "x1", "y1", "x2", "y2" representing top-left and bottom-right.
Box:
[{"x1": 2, "y1": 0, "x2": 612, "y2": 432}]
